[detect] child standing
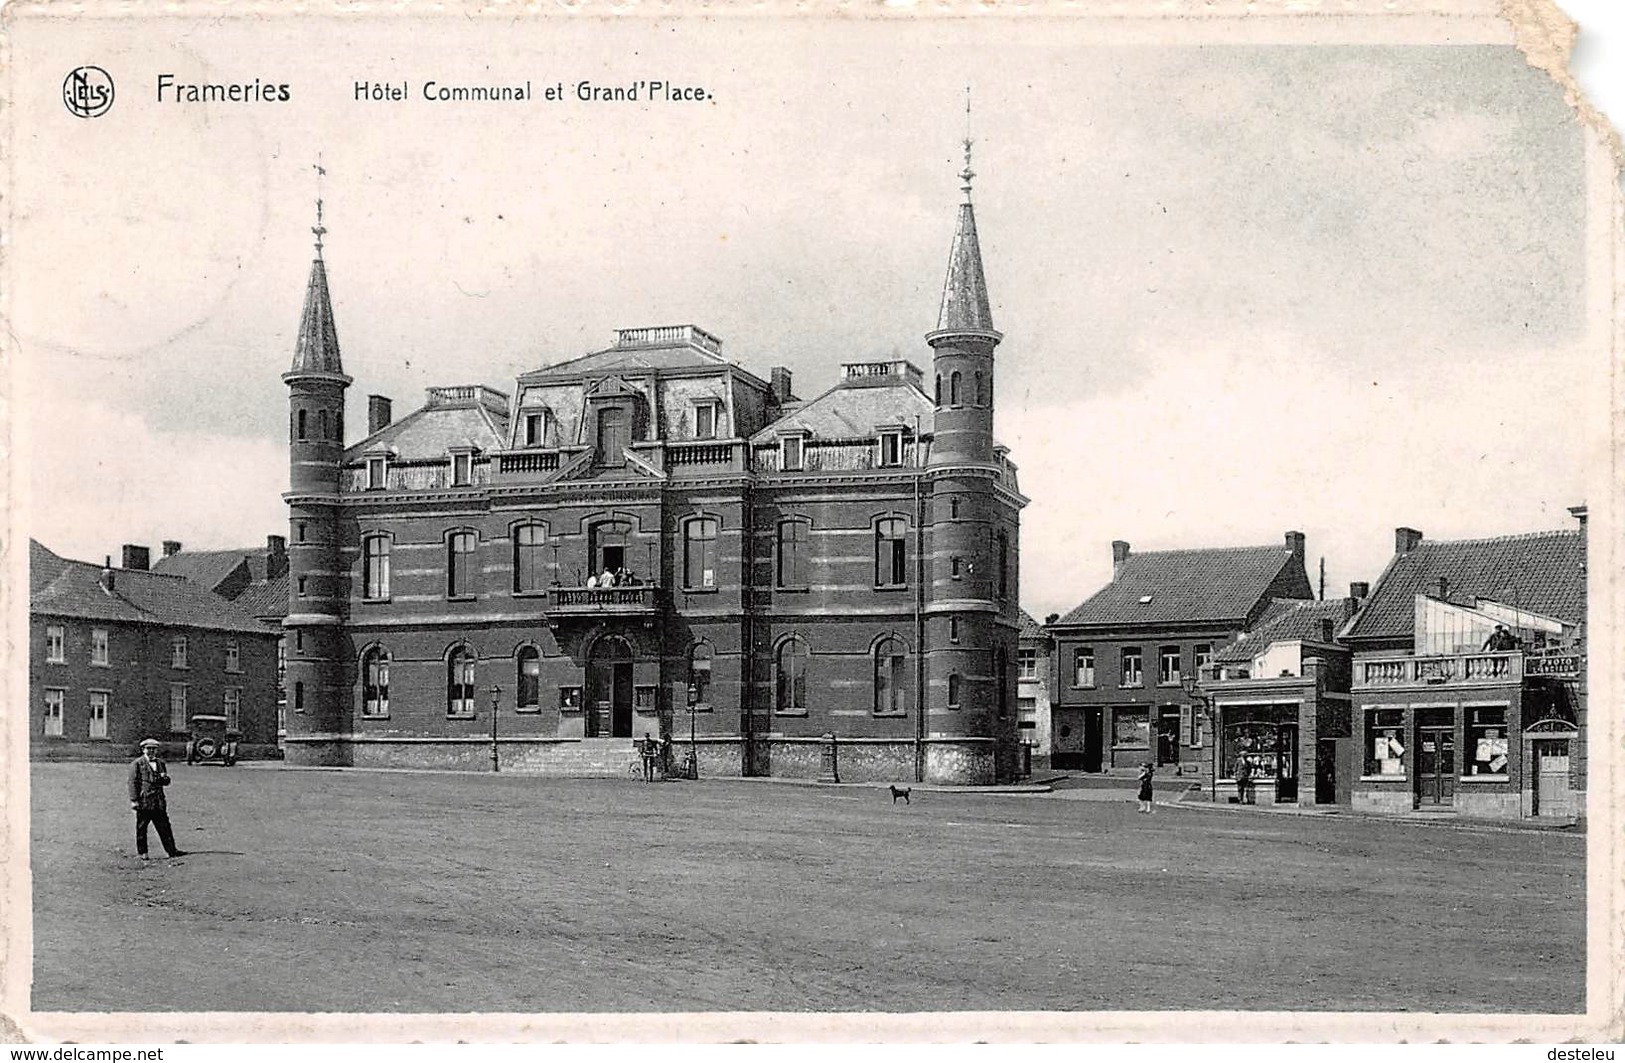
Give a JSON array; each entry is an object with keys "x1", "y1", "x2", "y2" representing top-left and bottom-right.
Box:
[{"x1": 1136, "y1": 760, "x2": 1155, "y2": 813}]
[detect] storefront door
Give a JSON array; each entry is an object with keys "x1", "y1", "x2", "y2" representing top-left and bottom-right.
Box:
[
  {"x1": 1156, "y1": 708, "x2": 1181, "y2": 767},
  {"x1": 587, "y1": 636, "x2": 635, "y2": 739},
  {"x1": 1416, "y1": 725, "x2": 1456, "y2": 806},
  {"x1": 1274, "y1": 723, "x2": 1299, "y2": 802},
  {"x1": 1315, "y1": 738, "x2": 1337, "y2": 805},
  {"x1": 1533, "y1": 739, "x2": 1573, "y2": 817},
  {"x1": 1083, "y1": 708, "x2": 1103, "y2": 773}
]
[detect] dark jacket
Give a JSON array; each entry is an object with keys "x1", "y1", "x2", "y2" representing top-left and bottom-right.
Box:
[{"x1": 129, "y1": 756, "x2": 171, "y2": 810}]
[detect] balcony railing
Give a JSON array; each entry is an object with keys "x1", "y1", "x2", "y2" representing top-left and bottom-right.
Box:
[
  {"x1": 1354, "y1": 651, "x2": 1521, "y2": 690},
  {"x1": 498, "y1": 451, "x2": 562, "y2": 475},
  {"x1": 666, "y1": 440, "x2": 740, "y2": 468},
  {"x1": 550, "y1": 585, "x2": 659, "y2": 616}
]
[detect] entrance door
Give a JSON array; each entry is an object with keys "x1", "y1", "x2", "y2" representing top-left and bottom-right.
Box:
[
  {"x1": 1274, "y1": 723, "x2": 1299, "y2": 802},
  {"x1": 1533, "y1": 739, "x2": 1573, "y2": 817},
  {"x1": 1416, "y1": 725, "x2": 1456, "y2": 807},
  {"x1": 587, "y1": 637, "x2": 634, "y2": 739},
  {"x1": 1083, "y1": 708, "x2": 1104, "y2": 773},
  {"x1": 1315, "y1": 738, "x2": 1337, "y2": 804},
  {"x1": 1156, "y1": 708, "x2": 1181, "y2": 767}
]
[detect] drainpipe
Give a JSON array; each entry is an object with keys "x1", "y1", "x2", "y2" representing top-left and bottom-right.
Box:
[
  {"x1": 742, "y1": 480, "x2": 756, "y2": 776},
  {"x1": 914, "y1": 416, "x2": 927, "y2": 783}
]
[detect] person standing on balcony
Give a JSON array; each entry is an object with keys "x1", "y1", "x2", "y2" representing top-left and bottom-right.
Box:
[{"x1": 1483, "y1": 625, "x2": 1517, "y2": 651}]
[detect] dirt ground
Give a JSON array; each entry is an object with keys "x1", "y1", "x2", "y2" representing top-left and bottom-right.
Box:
[{"x1": 29, "y1": 762, "x2": 1584, "y2": 1013}]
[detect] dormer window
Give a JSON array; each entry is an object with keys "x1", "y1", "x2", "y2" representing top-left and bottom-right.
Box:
[
  {"x1": 781, "y1": 434, "x2": 804, "y2": 472},
  {"x1": 694, "y1": 401, "x2": 720, "y2": 440},
  {"x1": 523, "y1": 409, "x2": 555, "y2": 447},
  {"x1": 596, "y1": 406, "x2": 629, "y2": 467},
  {"x1": 879, "y1": 429, "x2": 904, "y2": 468},
  {"x1": 452, "y1": 451, "x2": 473, "y2": 486},
  {"x1": 366, "y1": 454, "x2": 388, "y2": 490}
]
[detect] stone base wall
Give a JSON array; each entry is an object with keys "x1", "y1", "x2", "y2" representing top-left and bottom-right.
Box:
[
  {"x1": 1456, "y1": 786, "x2": 1520, "y2": 820},
  {"x1": 1352, "y1": 788, "x2": 1414, "y2": 815},
  {"x1": 34, "y1": 740, "x2": 284, "y2": 763}
]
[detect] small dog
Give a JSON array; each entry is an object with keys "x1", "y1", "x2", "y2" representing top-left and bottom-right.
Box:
[{"x1": 889, "y1": 785, "x2": 911, "y2": 804}]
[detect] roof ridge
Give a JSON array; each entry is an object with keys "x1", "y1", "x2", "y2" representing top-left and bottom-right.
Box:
[
  {"x1": 1416, "y1": 529, "x2": 1582, "y2": 547},
  {"x1": 1128, "y1": 543, "x2": 1291, "y2": 557}
]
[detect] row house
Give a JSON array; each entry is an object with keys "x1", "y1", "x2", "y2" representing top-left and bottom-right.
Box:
[{"x1": 1016, "y1": 610, "x2": 1054, "y2": 761}]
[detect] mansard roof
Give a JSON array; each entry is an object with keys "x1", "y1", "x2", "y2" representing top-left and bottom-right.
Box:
[
  {"x1": 345, "y1": 386, "x2": 510, "y2": 461},
  {"x1": 750, "y1": 376, "x2": 933, "y2": 444},
  {"x1": 520, "y1": 325, "x2": 740, "y2": 382},
  {"x1": 1057, "y1": 544, "x2": 1311, "y2": 629}
]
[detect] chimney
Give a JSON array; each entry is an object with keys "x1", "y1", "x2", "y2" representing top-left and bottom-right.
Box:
[
  {"x1": 121, "y1": 544, "x2": 150, "y2": 571},
  {"x1": 1285, "y1": 530, "x2": 1305, "y2": 560},
  {"x1": 1318, "y1": 618, "x2": 1335, "y2": 644},
  {"x1": 1395, "y1": 527, "x2": 1424, "y2": 554},
  {"x1": 1349, "y1": 581, "x2": 1370, "y2": 600},
  {"x1": 368, "y1": 395, "x2": 393, "y2": 435},
  {"x1": 267, "y1": 534, "x2": 288, "y2": 578},
  {"x1": 770, "y1": 367, "x2": 794, "y2": 404},
  {"x1": 162, "y1": 540, "x2": 183, "y2": 558},
  {"x1": 100, "y1": 556, "x2": 115, "y2": 592},
  {"x1": 1433, "y1": 575, "x2": 1450, "y2": 600},
  {"x1": 1111, "y1": 540, "x2": 1131, "y2": 576},
  {"x1": 1568, "y1": 504, "x2": 1588, "y2": 528}
]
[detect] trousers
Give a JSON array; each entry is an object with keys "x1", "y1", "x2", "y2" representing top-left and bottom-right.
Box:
[{"x1": 135, "y1": 807, "x2": 179, "y2": 856}]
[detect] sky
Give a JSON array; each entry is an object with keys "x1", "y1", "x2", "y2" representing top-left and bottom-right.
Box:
[{"x1": 8, "y1": 16, "x2": 1606, "y2": 621}]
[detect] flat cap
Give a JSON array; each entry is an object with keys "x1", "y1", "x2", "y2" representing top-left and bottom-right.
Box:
[{"x1": 139, "y1": 738, "x2": 161, "y2": 748}]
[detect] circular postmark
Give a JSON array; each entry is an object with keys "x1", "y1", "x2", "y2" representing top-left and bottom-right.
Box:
[{"x1": 63, "y1": 66, "x2": 115, "y2": 119}]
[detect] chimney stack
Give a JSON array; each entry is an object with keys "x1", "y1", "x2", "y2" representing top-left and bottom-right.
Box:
[
  {"x1": 1111, "y1": 540, "x2": 1131, "y2": 576},
  {"x1": 1349, "y1": 581, "x2": 1370, "y2": 599},
  {"x1": 162, "y1": 540, "x2": 183, "y2": 558},
  {"x1": 1433, "y1": 576, "x2": 1450, "y2": 599},
  {"x1": 267, "y1": 535, "x2": 288, "y2": 579},
  {"x1": 100, "y1": 556, "x2": 115, "y2": 592},
  {"x1": 121, "y1": 544, "x2": 150, "y2": 571},
  {"x1": 1395, "y1": 527, "x2": 1424, "y2": 554},
  {"x1": 368, "y1": 395, "x2": 393, "y2": 435},
  {"x1": 1285, "y1": 530, "x2": 1305, "y2": 560},
  {"x1": 770, "y1": 367, "x2": 795, "y2": 404},
  {"x1": 1318, "y1": 618, "x2": 1335, "y2": 644},
  {"x1": 1568, "y1": 504, "x2": 1588, "y2": 528}
]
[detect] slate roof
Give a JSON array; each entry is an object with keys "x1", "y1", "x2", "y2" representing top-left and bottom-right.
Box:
[
  {"x1": 1057, "y1": 545, "x2": 1309, "y2": 628},
  {"x1": 288, "y1": 256, "x2": 345, "y2": 376},
  {"x1": 936, "y1": 201, "x2": 996, "y2": 334},
  {"x1": 750, "y1": 380, "x2": 933, "y2": 443},
  {"x1": 234, "y1": 574, "x2": 290, "y2": 622},
  {"x1": 346, "y1": 403, "x2": 508, "y2": 462},
  {"x1": 1217, "y1": 597, "x2": 1358, "y2": 662},
  {"x1": 1343, "y1": 530, "x2": 1586, "y2": 643},
  {"x1": 30, "y1": 540, "x2": 272, "y2": 634},
  {"x1": 151, "y1": 549, "x2": 253, "y2": 592},
  {"x1": 521, "y1": 343, "x2": 729, "y2": 379}
]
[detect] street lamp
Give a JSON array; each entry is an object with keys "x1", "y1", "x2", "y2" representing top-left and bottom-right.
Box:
[
  {"x1": 1180, "y1": 672, "x2": 1218, "y2": 804},
  {"x1": 685, "y1": 681, "x2": 701, "y2": 780},
  {"x1": 488, "y1": 683, "x2": 502, "y2": 773}
]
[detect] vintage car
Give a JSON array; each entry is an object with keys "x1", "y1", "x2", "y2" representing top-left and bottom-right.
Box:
[{"x1": 186, "y1": 714, "x2": 240, "y2": 766}]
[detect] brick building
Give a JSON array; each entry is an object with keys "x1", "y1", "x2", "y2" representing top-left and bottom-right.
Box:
[
  {"x1": 1047, "y1": 533, "x2": 1313, "y2": 775},
  {"x1": 1016, "y1": 610, "x2": 1053, "y2": 760},
  {"x1": 280, "y1": 153, "x2": 1026, "y2": 782},
  {"x1": 29, "y1": 541, "x2": 282, "y2": 759},
  {"x1": 1340, "y1": 517, "x2": 1587, "y2": 821}
]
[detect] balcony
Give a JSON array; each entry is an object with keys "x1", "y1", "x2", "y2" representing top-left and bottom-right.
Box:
[
  {"x1": 547, "y1": 584, "x2": 660, "y2": 624},
  {"x1": 1353, "y1": 651, "x2": 1522, "y2": 691},
  {"x1": 666, "y1": 440, "x2": 744, "y2": 471}
]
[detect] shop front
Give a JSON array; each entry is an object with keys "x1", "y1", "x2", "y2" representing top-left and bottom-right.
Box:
[{"x1": 1218, "y1": 703, "x2": 1300, "y2": 804}]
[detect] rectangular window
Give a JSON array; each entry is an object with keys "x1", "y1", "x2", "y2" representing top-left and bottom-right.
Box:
[
  {"x1": 1018, "y1": 647, "x2": 1038, "y2": 679},
  {"x1": 1189, "y1": 704, "x2": 1203, "y2": 747},
  {"x1": 170, "y1": 684, "x2": 188, "y2": 732},
  {"x1": 513, "y1": 525, "x2": 547, "y2": 593},
  {"x1": 91, "y1": 628, "x2": 109, "y2": 667},
  {"x1": 367, "y1": 456, "x2": 387, "y2": 490},
  {"x1": 88, "y1": 691, "x2": 109, "y2": 739},
  {"x1": 1073, "y1": 648, "x2": 1095, "y2": 688},
  {"x1": 43, "y1": 689, "x2": 64, "y2": 737},
  {"x1": 1365, "y1": 708, "x2": 1406, "y2": 776},
  {"x1": 447, "y1": 531, "x2": 477, "y2": 597},
  {"x1": 452, "y1": 453, "x2": 472, "y2": 486},
  {"x1": 950, "y1": 617, "x2": 961, "y2": 643},
  {"x1": 523, "y1": 411, "x2": 549, "y2": 446},
  {"x1": 225, "y1": 639, "x2": 240, "y2": 673},
  {"x1": 776, "y1": 520, "x2": 808, "y2": 589},
  {"x1": 1113, "y1": 707, "x2": 1150, "y2": 748},
  {"x1": 1120, "y1": 647, "x2": 1143, "y2": 688},
  {"x1": 879, "y1": 430, "x2": 903, "y2": 467},
  {"x1": 875, "y1": 518, "x2": 907, "y2": 588},
  {"x1": 684, "y1": 518, "x2": 719, "y2": 590},
  {"x1": 950, "y1": 556, "x2": 963, "y2": 579},
  {"x1": 1194, "y1": 644, "x2": 1213, "y2": 679},
  {"x1": 694, "y1": 402, "x2": 718, "y2": 440},
  {"x1": 781, "y1": 435, "x2": 803, "y2": 472},
  {"x1": 596, "y1": 406, "x2": 629, "y2": 466},
  {"x1": 45, "y1": 624, "x2": 65, "y2": 663},
  {"x1": 297, "y1": 576, "x2": 308, "y2": 598},
  {"x1": 224, "y1": 688, "x2": 241, "y2": 732},
  {"x1": 1159, "y1": 645, "x2": 1181, "y2": 685},
  {"x1": 947, "y1": 673, "x2": 962, "y2": 708},
  {"x1": 364, "y1": 536, "x2": 391, "y2": 600},
  {"x1": 276, "y1": 638, "x2": 286, "y2": 694},
  {"x1": 171, "y1": 635, "x2": 189, "y2": 670},
  {"x1": 1467, "y1": 706, "x2": 1509, "y2": 776}
]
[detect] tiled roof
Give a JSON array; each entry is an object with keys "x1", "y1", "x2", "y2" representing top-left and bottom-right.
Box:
[
  {"x1": 1343, "y1": 530, "x2": 1586, "y2": 642},
  {"x1": 750, "y1": 380, "x2": 933, "y2": 443},
  {"x1": 234, "y1": 574, "x2": 290, "y2": 622},
  {"x1": 347, "y1": 403, "x2": 508, "y2": 462},
  {"x1": 30, "y1": 539, "x2": 68, "y2": 594},
  {"x1": 151, "y1": 549, "x2": 253, "y2": 592},
  {"x1": 1018, "y1": 609, "x2": 1047, "y2": 640},
  {"x1": 30, "y1": 541, "x2": 271, "y2": 634},
  {"x1": 1217, "y1": 598, "x2": 1357, "y2": 662},
  {"x1": 1057, "y1": 545, "x2": 1310, "y2": 628}
]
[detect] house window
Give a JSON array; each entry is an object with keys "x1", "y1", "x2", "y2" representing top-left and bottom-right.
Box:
[
  {"x1": 596, "y1": 406, "x2": 629, "y2": 466},
  {"x1": 1159, "y1": 645, "x2": 1181, "y2": 685},
  {"x1": 1018, "y1": 647, "x2": 1038, "y2": 680},
  {"x1": 875, "y1": 518, "x2": 907, "y2": 587},
  {"x1": 225, "y1": 639, "x2": 240, "y2": 673},
  {"x1": 297, "y1": 576, "x2": 308, "y2": 598},
  {"x1": 523, "y1": 410, "x2": 554, "y2": 447},
  {"x1": 996, "y1": 532, "x2": 1009, "y2": 600},
  {"x1": 447, "y1": 531, "x2": 477, "y2": 598},
  {"x1": 447, "y1": 646, "x2": 477, "y2": 716},
  {"x1": 1113, "y1": 707, "x2": 1150, "y2": 748},
  {"x1": 172, "y1": 635, "x2": 189, "y2": 670},
  {"x1": 775, "y1": 639, "x2": 808, "y2": 714},
  {"x1": 91, "y1": 628, "x2": 109, "y2": 667},
  {"x1": 276, "y1": 638, "x2": 286, "y2": 694},
  {"x1": 777, "y1": 520, "x2": 809, "y2": 589},
  {"x1": 295, "y1": 629, "x2": 305, "y2": 654},
  {"x1": 43, "y1": 689, "x2": 64, "y2": 737},
  {"x1": 1194, "y1": 644, "x2": 1213, "y2": 679},
  {"x1": 947, "y1": 672, "x2": 962, "y2": 709},
  {"x1": 1073, "y1": 648, "x2": 1095, "y2": 688},
  {"x1": 361, "y1": 647, "x2": 390, "y2": 717},
  {"x1": 88, "y1": 691, "x2": 109, "y2": 739},
  {"x1": 293, "y1": 681, "x2": 305, "y2": 713},
  {"x1": 950, "y1": 617, "x2": 960, "y2": 644},
  {"x1": 781, "y1": 435, "x2": 804, "y2": 472},
  {"x1": 950, "y1": 556, "x2": 963, "y2": 579},
  {"x1": 950, "y1": 371, "x2": 962, "y2": 406},
  {"x1": 689, "y1": 643, "x2": 713, "y2": 708},
  {"x1": 452, "y1": 452, "x2": 472, "y2": 486},
  {"x1": 694, "y1": 402, "x2": 719, "y2": 440},
  {"x1": 684, "y1": 518, "x2": 719, "y2": 590},
  {"x1": 1365, "y1": 708, "x2": 1406, "y2": 777},
  {"x1": 1189, "y1": 705, "x2": 1204, "y2": 747},
  {"x1": 296, "y1": 521, "x2": 307, "y2": 543},
  {"x1": 170, "y1": 684, "x2": 188, "y2": 732},
  {"x1": 1467, "y1": 707, "x2": 1509, "y2": 776},
  {"x1": 1120, "y1": 647, "x2": 1143, "y2": 688},
  {"x1": 224, "y1": 688, "x2": 241, "y2": 732},
  {"x1": 364, "y1": 535, "x2": 391, "y2": 600},
  {"x1": 45, "y1": 625, "x2": 65, "y2": 663},
  {"x1": 296, "y1": 408, "x2": 307, "y2": 441},
  {"x1": 517, "y1": 646, "x2": 540, "y2": 711},
  {"x1": 874, "y1": 637, "x2": 908, "y2": 715},
  {"x1": 879, "y1": 430, "x2": 903, "y2": 467},
  {"x1": 950, "y1": 497, "x2": 960, "y2": 520},
  {"x1": 367, "y1": 455, "x2": 387, "y2": 490},
  {"x1": 513, "y1": 524, "x2": 547, "y2": 593}
]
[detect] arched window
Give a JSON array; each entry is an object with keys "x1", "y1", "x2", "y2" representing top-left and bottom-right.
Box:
[
  {"x1": 447, "y1": 646, "x2": 476, "y2": 716},
  {"x1": 447, "y1": 530, "x2": 477, "y2": 597},
  {"x1": 689, "y1": 643, "x2": 713, "y2": 708},
  {"x1": 516, "y1": 646, "x2": 540, "y2": 710},
  {"x1": 947, "y1": 672, "x2": 962, "y2": 708},
  {"x1": 296, "y1": 408, "x2": 307, "y2": 441},
  {"x1": 975, "y1": 371, "x2": 987, "y2": 407},
  {"x1": 775, "y1": 639, "x2": 807, "y2": 714},
  {"x1": 950, "y1": 497, "x2": 960, "y2": 520},
  {"x1": 684, "y1": 517, "x2": 718, "y2": 590},
  {"x1": 777, "y1": 519, "x2": 809, "y2": 588},
  {"x1": 874, "y1": 636, "x2": 908, "y2": 715},
  {"x1": 591, "y1": 520, "x2": 631, "y2": 580},
  {"x1": 361, "y1": 646, "x2": 390, "y2": 717},
  {"x1": 363, "y1": 534, "x2": 391, "y2": 600},
  {"x1": 950, "y1": 372, "x2": 961, "y2": 406},
  {"x1": 874, "y1": 517, "x2": 907, "y2": 588},
  {"x1": 935, "y1": 374, "x2": 942, "y2": 407},
  {"x1": 513, "y1": 523, "x2": 547, "y2": 593}
]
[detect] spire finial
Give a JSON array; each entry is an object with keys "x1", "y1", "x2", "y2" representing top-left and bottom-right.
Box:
[
  {"x1": 311, "y1": 153, "x2": 328, "y2": 257},
  {"x1": 959, "y1": 84, "x2": 975, "y2": 201}
]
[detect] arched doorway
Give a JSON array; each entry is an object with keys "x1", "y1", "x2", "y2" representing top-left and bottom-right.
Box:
[{"x1": 587, "y1": 635, "x2": 634, "y2": 738}]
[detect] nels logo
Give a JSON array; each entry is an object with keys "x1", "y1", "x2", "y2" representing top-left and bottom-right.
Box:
[{"x1": 63, "y1": 66, "x2": 115, "y2": 118}]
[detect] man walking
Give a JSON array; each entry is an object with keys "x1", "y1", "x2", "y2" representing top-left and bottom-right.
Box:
[{"x1": 129, "y1": 738, "x2": 187, "y2": 859}]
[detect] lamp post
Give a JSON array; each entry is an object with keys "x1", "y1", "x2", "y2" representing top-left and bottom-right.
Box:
[
  {"x1": 1181, "y1": 672, "x2": 1217, "y2": 803},
  {"x1": 686, "y1": 681, "x2": 699, "y2": 780},
  {"x1": 488, "y1": 683, "x2": 502, "y2": 773}
]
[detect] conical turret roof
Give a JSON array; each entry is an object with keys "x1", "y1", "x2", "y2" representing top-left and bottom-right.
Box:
[
  {"x1": 288, "y1": 256, "x2": 345, "y2": 376},
  {"x1": 935, "y1": 200, "x2": 996, "y2": 335}
]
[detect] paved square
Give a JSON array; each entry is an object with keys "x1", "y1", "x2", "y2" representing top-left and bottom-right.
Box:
[{"x1": 31, "y1": 763, "x2": 1584, "y2": 1013}]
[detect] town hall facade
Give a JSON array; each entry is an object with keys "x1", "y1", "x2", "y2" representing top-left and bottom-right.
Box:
[{"x1": 281, "y1": 153, "x2": 1026, "y2": 783}]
